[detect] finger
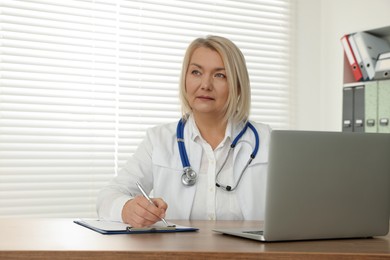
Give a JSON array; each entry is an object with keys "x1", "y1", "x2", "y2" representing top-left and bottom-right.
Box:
[
  {"x1": 135, "y1": 196, "x2": 165, "y2": 222},
  {"x1": 136, "y1": 196, "x2": 166, "y2": 216},
  {"x1": 151, "y1": 198, "x2": 168, "y2": 218},
  {"x1": 152, "y1": 198, "x2": 168, "y2": 211},
  {"x1": 137, "y1": 201, "x2": 165, "y2": 221}
]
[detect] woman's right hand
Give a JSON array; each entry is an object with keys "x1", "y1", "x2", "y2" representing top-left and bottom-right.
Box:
[{"x1": 121, "y1": 195, "x2": 168, "y2": 228}]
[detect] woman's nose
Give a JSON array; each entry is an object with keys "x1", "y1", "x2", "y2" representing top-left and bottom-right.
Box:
[{"x1": 201, "y1": 75, "x2": 213, "y2": 90}]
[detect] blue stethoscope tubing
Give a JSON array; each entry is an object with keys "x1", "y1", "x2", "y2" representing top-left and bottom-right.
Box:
[{"x1": 176, "y1": 117, "x2": 260, "y2": 191}]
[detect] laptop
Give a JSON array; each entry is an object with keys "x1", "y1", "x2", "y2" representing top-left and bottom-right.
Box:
[{"x1": 213, "y1": 130, "x2": 390, "y2": 242}]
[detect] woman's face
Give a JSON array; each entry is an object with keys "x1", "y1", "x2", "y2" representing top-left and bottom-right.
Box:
[{"x1": 185, "y1": 47, "x2": 229, "y2": 119}]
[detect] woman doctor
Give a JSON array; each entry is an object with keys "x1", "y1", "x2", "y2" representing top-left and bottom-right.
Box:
[{"x1": 97, "y1": 35, "x2": 271, "y2": 228}]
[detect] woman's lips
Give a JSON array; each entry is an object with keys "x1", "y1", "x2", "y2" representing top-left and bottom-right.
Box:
[{"x1": 197, "y1": 95, "x2": 214, "y2": 100}]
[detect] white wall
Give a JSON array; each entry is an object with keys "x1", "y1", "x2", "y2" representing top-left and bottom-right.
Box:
[{"x1": 294, "y1": 0, "x2": 390, "y2": 131}]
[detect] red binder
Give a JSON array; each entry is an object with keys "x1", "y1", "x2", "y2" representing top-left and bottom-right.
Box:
[{"x1": 341, "y1": 34, "x2": 363, "y2": 81}]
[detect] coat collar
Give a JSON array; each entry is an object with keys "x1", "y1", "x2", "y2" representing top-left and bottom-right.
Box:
[{"x1": 188, "y1": 114, "x2": 233, "y2": 146}]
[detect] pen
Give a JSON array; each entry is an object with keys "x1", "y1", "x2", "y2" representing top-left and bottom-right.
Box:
[{"x1": 136, "y1": 181, "x2": 170, "y2": 227}]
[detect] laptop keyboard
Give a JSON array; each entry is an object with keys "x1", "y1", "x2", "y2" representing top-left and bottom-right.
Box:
[{"x1": 243, "y1": 230, "x2": 264, "y2": 235}]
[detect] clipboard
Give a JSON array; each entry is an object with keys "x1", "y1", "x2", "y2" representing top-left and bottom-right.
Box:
[{"x1": 74, "y1": 219, "x2": 198, "y2": 234}]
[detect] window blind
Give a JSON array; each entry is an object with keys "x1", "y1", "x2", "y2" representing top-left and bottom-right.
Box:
[{"x1": 0, "y1": 0, "x2": 293, "y2": 217}]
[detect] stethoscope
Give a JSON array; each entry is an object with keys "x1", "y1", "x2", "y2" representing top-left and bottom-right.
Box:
[{"x1": 176, "y1": 118, "x2": 260, "y2": 192}]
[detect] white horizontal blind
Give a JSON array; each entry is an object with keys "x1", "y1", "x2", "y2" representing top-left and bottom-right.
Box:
[
  {"x1": 0, "y1": 0, "x2": 293, "y2": 217},
  {"x1": 0, "y1": 0, "x2": 118, "y2": 217}
]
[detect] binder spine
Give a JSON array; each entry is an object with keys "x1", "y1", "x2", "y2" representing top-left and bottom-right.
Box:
[
  {"x1": 353, "y1": 86, "x2": 365, "y2": 133},
  {"x1": 364, "y1": 82, "x2": 378, "y2": 133},
  {"x1": 349, "y1": 34, "x2": 369, "y2": 81},
  {"x1": 378, "y1": 80, "x2": 390, "y2": 133},
  {"x1": 341, "y1": 35, "x2": 363, "y2": 82},
  {"x1": 342, "y1": 87, "x2": 354, "y2": 132}
]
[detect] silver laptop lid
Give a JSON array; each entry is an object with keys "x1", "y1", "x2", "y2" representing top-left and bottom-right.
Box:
[{"x1": 263, "y1": 130, "x2": 390, "y2": 241}]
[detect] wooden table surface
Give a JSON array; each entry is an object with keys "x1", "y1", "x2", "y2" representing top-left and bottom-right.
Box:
[{"x1": 0, "y1": 218, "x2": 390, "y2": 259}]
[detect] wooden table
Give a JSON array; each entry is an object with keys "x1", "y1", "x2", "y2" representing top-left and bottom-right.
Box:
[{"x1": 0, "y1": 218, "x2": 390, "y2": 259}]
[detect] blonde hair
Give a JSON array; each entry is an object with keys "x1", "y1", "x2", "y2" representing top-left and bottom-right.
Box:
[{"x1": 179, "y1": 35, "x2": 251, "y2": 124}]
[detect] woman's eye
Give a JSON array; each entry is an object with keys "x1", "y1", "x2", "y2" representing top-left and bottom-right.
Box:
[
  {"x1": 191, "y1": 70, "x2": 201, "y2": 76},
  {"x1": 215, "y1": 73, "x2": 226, "y2": 78}
]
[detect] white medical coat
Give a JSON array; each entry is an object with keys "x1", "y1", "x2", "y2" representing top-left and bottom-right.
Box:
[{"x1": 97, "y1": 118, "x2": 271, "y2": 222}]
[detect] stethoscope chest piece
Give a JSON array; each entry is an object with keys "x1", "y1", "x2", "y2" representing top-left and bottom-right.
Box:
[{"x1": 181, "y1": 167, "x2": 197, "y2": 186}]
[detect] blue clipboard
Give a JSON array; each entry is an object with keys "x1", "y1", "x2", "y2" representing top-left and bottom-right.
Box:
[{"x1": 74, "y1": 219, "x2": 198, "y2": 235}]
